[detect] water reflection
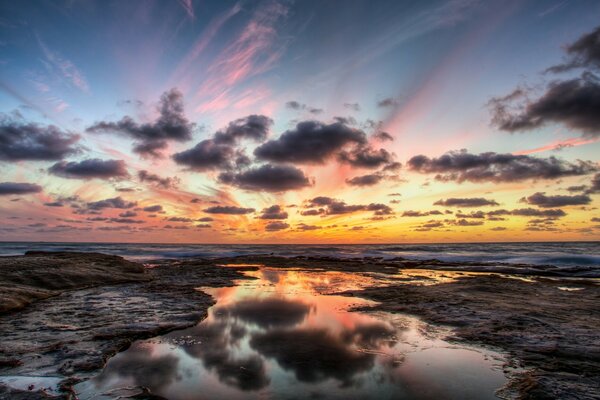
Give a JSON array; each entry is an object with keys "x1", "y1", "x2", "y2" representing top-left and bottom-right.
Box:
[{"x1": 76, "y1": 268, "x2": 507, "y2": 399}]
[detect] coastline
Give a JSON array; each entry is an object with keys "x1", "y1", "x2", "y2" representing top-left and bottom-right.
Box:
[{"x1": 0, "y1": 252, "x2": 598, "y2": 399}]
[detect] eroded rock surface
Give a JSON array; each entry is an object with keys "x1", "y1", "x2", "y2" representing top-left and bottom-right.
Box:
[{"x1": 0, "y1": 254, "x2": 256, "y2": 399}]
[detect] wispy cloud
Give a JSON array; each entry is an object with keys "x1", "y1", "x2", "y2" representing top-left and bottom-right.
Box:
[
  {"x1": 37, "y1": 36, "x2": 90, "y2": 93},
  {"x1": 194, "y1": 1, "x2": 288, "y2": 112}
]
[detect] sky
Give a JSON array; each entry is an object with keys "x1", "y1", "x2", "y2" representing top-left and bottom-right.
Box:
[{"x1": 0, "y1": 0, "x2": 599, "y2": 243}]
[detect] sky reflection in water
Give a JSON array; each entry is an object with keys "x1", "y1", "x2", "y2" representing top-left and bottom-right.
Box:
[{"x1": 77, "y1": 268, "x2": 507, "y2": 399}]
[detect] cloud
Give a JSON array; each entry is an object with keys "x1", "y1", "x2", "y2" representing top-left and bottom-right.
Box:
[
  {"x1": 265, "y1": 221, "x2": 289, "y2": 231},
  {"x1": 250, "y1": 325, "x2": 388, "y2": 386},
  {"x1": 434, "y1": 197, "x2": 499, "y2": 207},
  {"x1": 138, "y1": 170, "x2": 180, "y2": 189},
  {"x1": 217, "y1": 297, "x2": 310, "y2": 328},
  {"x1": 303, "y1": 197, "x2": 393, "y2": 216},
  {"x1": 219, "y1": 164, "x2": 312, "y2": 192},
  {"x1": 172, "y1": 139, "x2": 237, "y2": 171},
  {"x1": 407, "y1": 149, "x2": 596, "y2": 183},
  {"x1": 588, "y1": 173, "x2": 600, "y2": 193},
  {"x1": 0, "y1": 182, "x2": 43, "y2": 195},
  {"x1": 259, "y1": 205, "x2": 288, "y2": 219},
  {"x1": 451, "y1": 218, "x2": 484, "y2": 226},
  {"x1": 87, "y1": 196, "x2": 137, "y2": 210},
  {"x1": 38, "y1": 37, "x2": 90, "y2": 92},
  {"x1": 491, "y1": 26, "x2": 600, "y2": 137},
  {"x1": 285, "y1": 101, "x2": 323, "y2": 114},
  {"x1": 546, "y1": 26, "x2": 600, "y2": 73},
  {"x1": 377, "y1": 97, "x2": 398, "y2": 108},
  {"x1": 213, "y1": 115, "x2": 273, "y2": 144},
  {"x1": 343, "y1": 102, "x2": 360, "y2": 111},
  {"x1": 491, "y1": 75, "x2": 600, "y2": 137},
  {"x1": 0, "y1": 117, "x2": 80, "y2": 161},
  {"x1": 488, "y1": 208, "x2": 567, "y2": 218},
  {"x1": 296, "y1": 223, "x2": 321, "y2": 231},
  {"x1": 402, "y1": 210, "x2": 443, "y2": 217},
  {"x1": 44, "y1": 201, "x2": 64, "y2": 207},
  {"x1": 167, "y1": 216, "x2": 192, "y2": 222},
  {"x1": 203, "y1": 206, "x2": 255, "y2": 214},
  {"x1": 109, "y1": 217, "x2": 144, "y2": 224},
  {"x1": 372, "y1": 131, "x2": 394, "y2": 141},
  {"x1": 520, "y1": 192, "x2": 592, "y2": 208},
  {"x1": 345, "y1": 174, "x2": 385, "y2": 186},
  {"x1": 142, "y1": 205, "x2": 163, "y2": 212},
  {"x1": 197, "y1": 217, "x2": 214, "y2": 222},
  {"x1": 455, "y1": 210, "x2": 486, "y2": 218},
  {"x1": 254, "y1": 121, "x2": 367, "y2": 164},
  {"x1": 87, "y1": 88, "x2": 195, "y2": 158},
  {"x1": 338, "y1": 147, "x2": 395, "y2": 169},
  {"x1": 48, "y1": 159, "x2": 128, "y2": 180}
]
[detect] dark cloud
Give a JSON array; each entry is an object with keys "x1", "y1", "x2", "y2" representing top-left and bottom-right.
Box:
[
  {"x1": 259, "y1": 205, "x2": 288, "y2": 219},
  {"x1": 520, "y1": 192, "x2": 592, "y2": 208},
  {"x1": 182, "y1": 320, "x2": 270, "y2": 391},
  {"x1": 377, "y1": 97, "x2": 398, "y2": 108},
  {"x1": 402, "y1": 210, "x2": 443, "y2": 217},
  {"x1": 0, "y1": 117, "x2": 80, "y2": 161},
  {"x1": 94, "y1": 345, "x2": 179, "y2": 392},
  {"x1": 265, "y1": 221, "x2": 289, "y2": 231},
  {"x1": 138, "y1": 170, "x2": 180, "y2": 189},
  {"x1": 372, "y1": 131, "x2": 394, "y2": 141},
  {"x1": 434, "y1": 197, "x2": 499, "y2": 207},
  {"x1": 304, "y1": 197, "x2": 393, "y2": 216},
  {"x1": 167, "y1": 216, "x2": 192, "y2": 222},
  {"x1": 218, "y1": 298, "x2": 310, "y2": 328},
  {"x1": 490, "y1": 27, "x2": 600, "y2": 137},
  {"x1": 87, "y1": 196, "x2": 137, "y2": 210},
  {"x1": 455, "y1": 210, "x2": 486, "y2": 219},
  {"x1": 254, "y1": 121, "x2": 367, "y2": 164},
  {"x1": 338, "y1": 147, "x2": 394, "y2": 169},
  {"x1": 547, "y1": 26, "x2": 600, "y2": 73},
  {"x1": 589, "y1": 173, "x2": 600, "y2": 193},
  {"x1": 488, "y1": 208, "x2": 567, "y2": 218},
  {"x1": 285, "y1": 101, "x2": 323, "y2": 114},
  {"x1": 491, "y1": 75, "x2": 600, "y2": 136},
  {"x1": 197, "y1": 217, "x2": 214, "y2": 222},
  {"x1": 566, "y1": 185, "x2": 587, "y2": 192},
  {"x1": 451, "y1": 218, "x2": 484, "y2": 226},
  {"x1": 213, "y1": 115, "x2": 273, "y2": 144},
  {"x1": 203, "y1": 205, "x2": 255, "y2": 214},
  {"x1": 48, "y1": 159, "x2": 128, "y2": 180},
  {"x1": 250, "y1": 325, "x2": 387, "y2": 386},
  {"x1": 172, "y1": 139, "x2": 235, "y2": 171},
  {"x1": 44, "y1": 201, "x2": 64, "y2": 207},
  {"x1": 407, "y1": 149, "x2": 596, "y2": 183},
  {"x1": 296, "y1": 223, "x2": 321, "y2": 231},
  {"x1": 118, "y1": 211, "x2": 137, "y2": 218},
  {"x1": 219, "y1": 164, "x2": 312, "y2": 192},
  {"x1": 142, "y1": 205, "x2": 163, "y2": 212},
  {"x1": 0, "y1": 182, "x2": 42, "y2": 195},
  {"x1": 109, "y1": 217, "x2": 144, "y2": 224},
  {"x1": 87, "y1": 88, "x2": 195, "y2": 157},
  {"x1": 343, "y1": 102, "x2": 361, "y2": 111},
  {"x1": 345, "y1": 173, "x2": 384, "y2": 186}
]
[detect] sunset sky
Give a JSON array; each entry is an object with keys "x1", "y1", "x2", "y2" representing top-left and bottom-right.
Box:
[{"x1": 0, "y1": 0, "x2": 599, "y2": 243}]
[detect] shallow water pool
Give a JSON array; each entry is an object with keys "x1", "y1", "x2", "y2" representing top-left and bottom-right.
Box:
[{"x1": 75, "y1": 267, "x2": 509, "y2": 399}]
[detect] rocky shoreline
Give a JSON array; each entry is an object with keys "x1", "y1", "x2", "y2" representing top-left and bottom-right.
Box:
[{"x1": 0, "y1": 252, "x2": 598, "y2": 399}]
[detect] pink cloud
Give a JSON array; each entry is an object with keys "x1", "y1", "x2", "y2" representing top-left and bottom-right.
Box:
[{"x1": 193, "y1": 1, "x2": 288, "y2": 110}]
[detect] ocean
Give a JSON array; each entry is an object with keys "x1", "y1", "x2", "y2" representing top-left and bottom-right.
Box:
[{"x1": 0, "y1": 241, "x2": 598, "y2": 270}]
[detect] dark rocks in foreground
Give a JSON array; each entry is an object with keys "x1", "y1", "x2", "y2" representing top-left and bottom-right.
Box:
[
  {"x1": 0, "y1": 252, "x2": 599, "y2": 399},
  {"x1": 0, "y1": 252, "x2": 149, "y2": 314},
  {"x1": 0, "y1": 253, "x2": 256, "y2": 399}
]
